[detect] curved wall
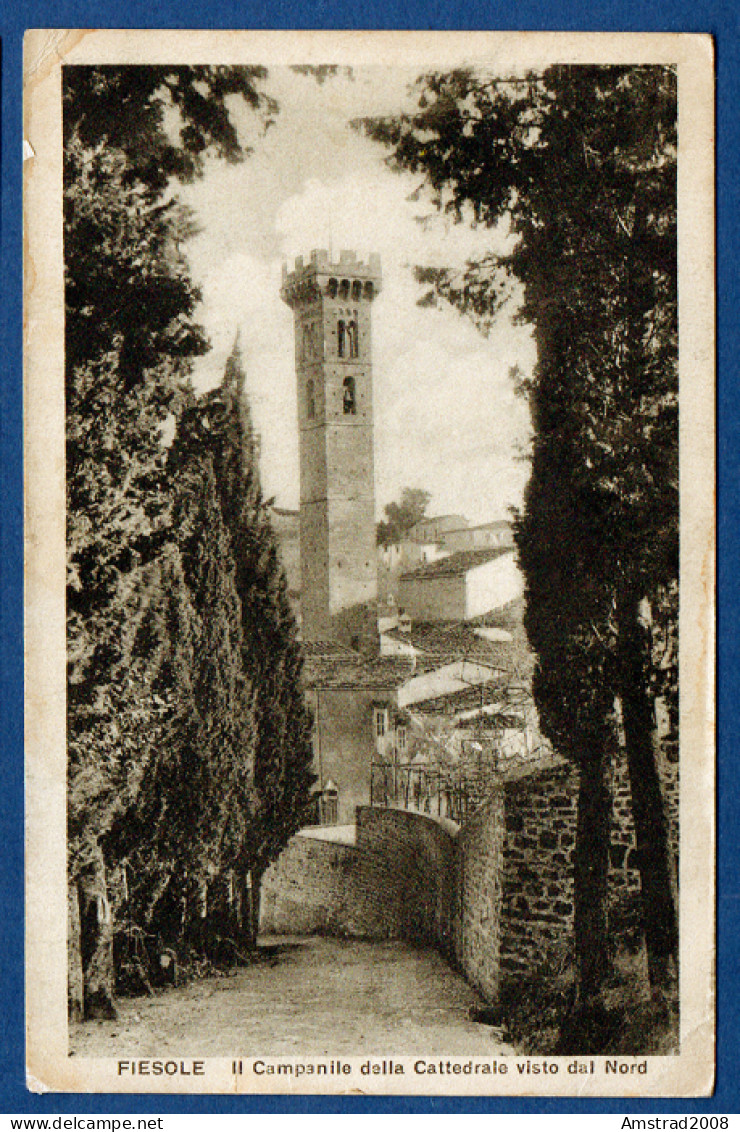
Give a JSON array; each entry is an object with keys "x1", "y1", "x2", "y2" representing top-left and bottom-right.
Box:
[
  {"x1": 260, "y1": 751, "x2": 679, "y2": 1005},
  {"x1": 260, "y1": 807, "x2": 457, "y2": 949}
]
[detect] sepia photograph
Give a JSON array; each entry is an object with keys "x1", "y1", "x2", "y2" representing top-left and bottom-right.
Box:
[{"x1": 23, "y1": 30, "x2": 714, "y2": 1096}]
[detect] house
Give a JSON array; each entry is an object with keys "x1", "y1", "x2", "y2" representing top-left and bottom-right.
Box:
[
  {"x1": 301, "y1": 640, "x2": 414, "y2": 824},
  {"x1": 377, "y1": 517, "x2": 516, "y2": 611},
  {"x1": 300, "y1": 609, "x2": 546, "y2": 826},
  {"x1": 437, "y1": 518, "x2": 515, "y2": 554},
  {"x1": 378, "y1": 611, "x2": 540, "y2": 755},
  {"x1": 398, "y1": 547, "x2": 523, "y2": 623},
  {"x1": 406, "y1": 679, "x2": 542, "y2": 766},
  {"x1": 377, "y1": 537, "x2": 449, "y2": 609},
  {"x1": 381, "y1": 615, "x2": 518, "y2": 665},
  {"x1": 369, "y1": 607, "x2": 548, "y2": 816},
  {"x1": 408, "y1": 514, "x2": 468, "y2": 543}
]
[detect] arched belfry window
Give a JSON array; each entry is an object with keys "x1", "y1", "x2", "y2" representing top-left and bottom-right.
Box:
[
  {"x1": 352, "y1": 280, "x2": 362, "y2": 301},
  {"x1": 306, "y1": 378, "x2": 315, "y2": 419},
  {"x1": 337, "y1": 320, "x2": 346, "y2": 358},
  {"x1": 347, "y1": 319, "x2": 358, "y2": 358},
  {"x1": 343, "y1": 377, "x2": 356, "y2": 415}
]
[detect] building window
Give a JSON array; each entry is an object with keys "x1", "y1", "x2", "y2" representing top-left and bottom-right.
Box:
[
  {"x1": 347, "y1": 319, "x2": 358, "y2": 358},
  {"x1": 375, "y1": 708, "x2": 387, "y2": 738},
  {"x1": 337, "y1": 320, "x2": 346, "y2": 358},
  {"x1": 397, "y1": 727, "x2": 407, "y2": 752},
  {"x1": 352, "y1": 280, "x2": 362, "y2": 300},
  {"x1": 306, "y1": 378, "x2": 315, "y2": 420},
  {"x1": 343, "y1": 376, "x2": 356, "y2": 415}
]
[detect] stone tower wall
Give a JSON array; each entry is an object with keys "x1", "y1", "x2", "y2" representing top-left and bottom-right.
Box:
[{"x1": 282, "y1": 249, "x2": 381, "y2": 647}]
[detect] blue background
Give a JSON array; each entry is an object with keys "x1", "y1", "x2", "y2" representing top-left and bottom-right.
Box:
[{"x1": 1, "y1": 1, "x2": 734, "y2": 1116}]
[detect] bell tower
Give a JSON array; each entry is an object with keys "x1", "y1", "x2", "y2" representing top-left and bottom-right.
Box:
[{"x1": 281, "y1": 249, "x2": 381, "y2": 648}]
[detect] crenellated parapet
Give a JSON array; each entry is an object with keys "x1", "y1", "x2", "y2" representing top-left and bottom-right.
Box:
[{"x1": 281, "y1": 248, "x2": 382, "y2": 309}]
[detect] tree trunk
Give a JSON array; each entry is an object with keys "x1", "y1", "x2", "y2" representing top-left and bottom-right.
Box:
[
  {"x1": 77, "y1": 843, "x2": 117, "y2": 1020},
  {"x1": 248, "y1": 869, "x2": 262, "y2": 946},
  {"x1": 67, "y1": 881, "x2": 84, "y2": 1022},
  {"x1": 617, "y1": 598, "x2": 678, "y2": 993},
  {"x1": 573, "y1": 745, "x2": 613, "y2": 1007},
  {"x1": 230, "y1": 869, "x2": 258, "y2": 952}
]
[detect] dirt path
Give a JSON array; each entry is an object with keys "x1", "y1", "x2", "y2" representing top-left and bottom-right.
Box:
[{"x1": 71, "y1": 936, "x2": 514, "y2": 1057}]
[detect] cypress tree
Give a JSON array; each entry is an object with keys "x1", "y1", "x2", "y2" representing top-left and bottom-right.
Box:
[
  {"x1": 109, "y1": 435, "x2": 257, "y2": 965},
  {"x1": 204, "y1": 341, "x2": 316, "y2": 940},
  {"x1": 64, "y1": 64, "x2": 276, "y2": 1016},
  {"x1": 359, "y1": 65, "x2": 679, "y2": 1007}
]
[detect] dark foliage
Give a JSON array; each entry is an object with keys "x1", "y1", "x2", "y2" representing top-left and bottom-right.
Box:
[
  {"x1": 202, "y1": 343, "x2": 316, "y2": 882},
  {"x1": 376, "y1": 487, "x2": 432, "y2": 547},
  {"x1": 359, "y1": 65, "x2": 678, "y2": 1001},
  {"x1": 65, "y1": 65, "x2": 281, "y2": 1017}
]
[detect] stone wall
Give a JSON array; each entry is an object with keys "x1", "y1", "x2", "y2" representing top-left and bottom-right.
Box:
[
  {"x1": 497, "y1": 750, "x2": 679, "y2": 976},
  {"x1": 454, "y1": 792, "x2": 505, "y2": 1001},
  {"x1": 610, "y1": 758, "x2": 644, "y2": 918},
  {"x1": 260, "y1": 747, "x2": 679, "y2": 1004},
  {"x1": 356, "y1": 807, "x2": 457, "y2": 949},
  {"x1": 259, "y1": 834, "x2": 375, "y2": 938},
  {"x1": 260, "y1": 807, "x2": 457, "y2": 946},
  {"x1": 499, "y1": 762, "x2": 577, "y2": 977},
  {"x1": 609, "y1": 750, "x2": 679, "y2": 934}
]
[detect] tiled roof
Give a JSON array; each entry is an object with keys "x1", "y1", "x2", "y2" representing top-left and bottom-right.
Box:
[
  {"x1": 460, "y1": 519, "x2": 513, "y2": 534},
  {"x1": 303, "y1": 653, "x2": 415, "y2": 691},
  {"x1": 411, "y1": 679, "x2": 508, "y2": 716},
  {"x1": 411, "y1": 514, "x2": 467, "y2": 528},
  {"x1": 399, "y1": 547, "x2": 511, "y2": 581},
  {"x1": 384, "y1": 620, "x2": 504, "y2": 659},
  {"x1": 468, "y1": 637, "x2": 533, "y2": 677},
  {"x1": 383, "y1": 617, "x2": 536, "y2": 684},
  {"x1": 385, "y1": 626, "x2": 477, "y2": 660},
  {"x1": 467, "y1": 596, "x2": 525, "y2": 631},
  {"x1": 454, "y1": 712, "x2": 526, "y2": 731},
  {"x1": 300, "y1": 639, "x2": 360, "y2": 657}
]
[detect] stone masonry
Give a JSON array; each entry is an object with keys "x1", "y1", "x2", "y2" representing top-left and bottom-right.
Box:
[
  {"x1": 281, "y1": 250, "x2": 381, "y2": 648},
  {"x1": 453, "y1": 791, "x2": 505, "y2": 1001},
  {"x1": 261, "y1": 749, "x2": 678, "y2": 1003},
  {"x1": 260, "y1": 807, "x2": 456, "y2": 945},
  {"x1": 498, "y1": 762, "x2": 578, "y2": 978}
]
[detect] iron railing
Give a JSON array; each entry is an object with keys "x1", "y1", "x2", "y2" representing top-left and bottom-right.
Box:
[{"x1": 370, "y1": 759, "x2": 506, "y2": 824}]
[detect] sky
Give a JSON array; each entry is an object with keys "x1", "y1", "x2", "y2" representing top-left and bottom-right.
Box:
[{"x1": 180, "y1": 66, "x2": 536, "y2": 525}]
